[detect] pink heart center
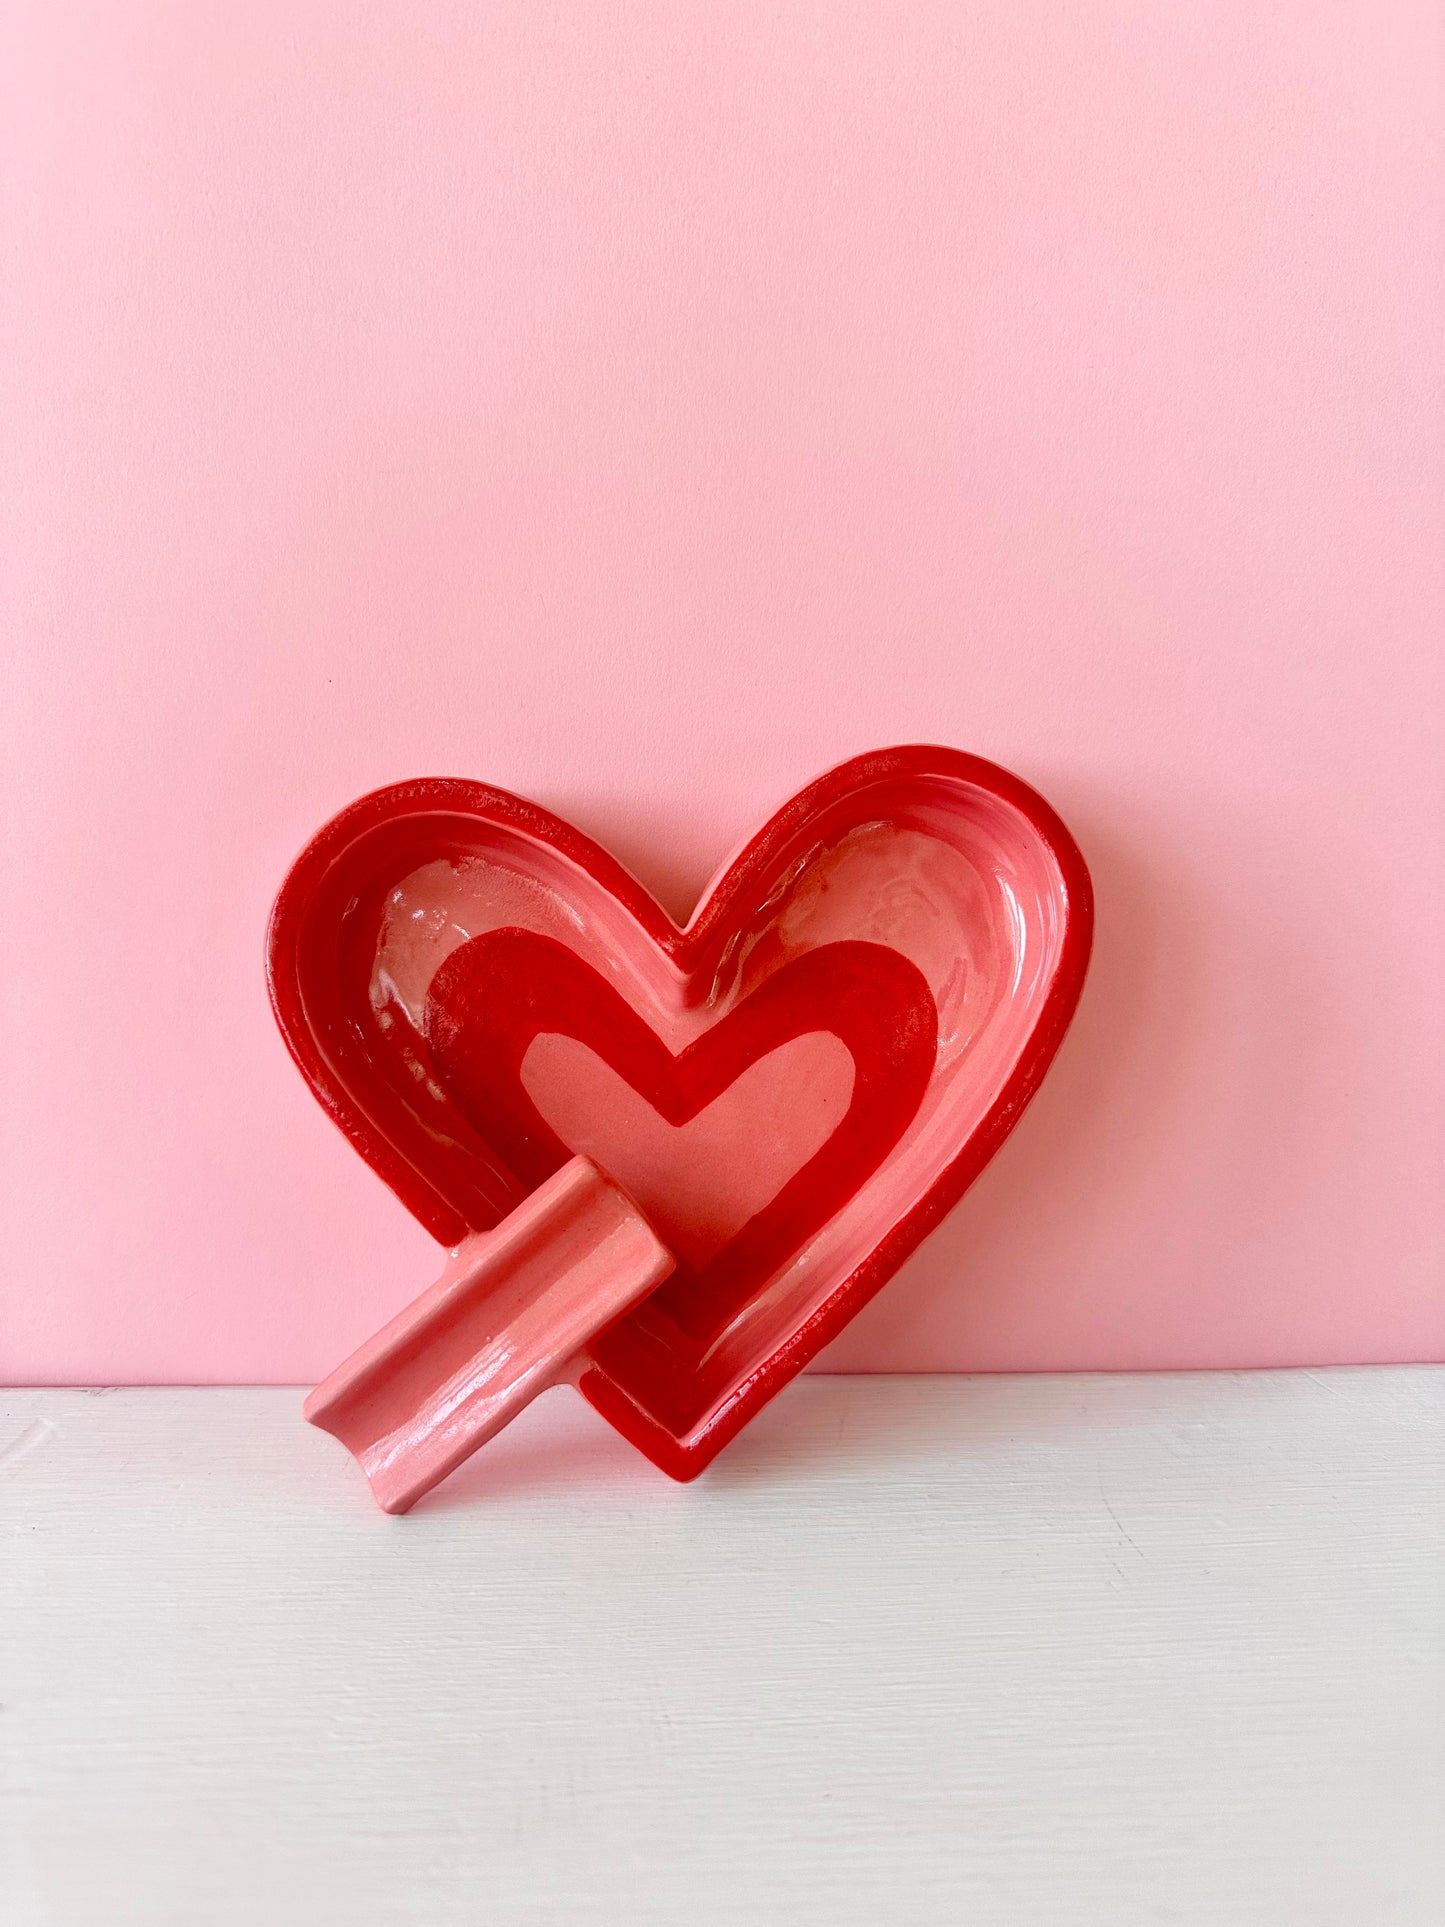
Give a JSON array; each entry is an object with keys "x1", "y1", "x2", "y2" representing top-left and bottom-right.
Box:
[{"x1": 519, "y1": 1030, "x2": 857, "y2": 1270}]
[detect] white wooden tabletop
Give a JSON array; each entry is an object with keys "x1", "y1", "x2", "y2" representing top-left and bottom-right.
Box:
[{"x1": 3, "y1": 1370, "x2": 1442, "y2": 1927}]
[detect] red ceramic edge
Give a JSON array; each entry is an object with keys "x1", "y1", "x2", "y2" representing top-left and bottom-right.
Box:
[{"x1": 266, "y1": 745, "x2": 1094, "y2": 1480}]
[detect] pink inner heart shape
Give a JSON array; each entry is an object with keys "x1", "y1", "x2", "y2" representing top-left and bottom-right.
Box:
[{"x1": 520, "y1": 1031, "x2": 857, "y2": 1270}]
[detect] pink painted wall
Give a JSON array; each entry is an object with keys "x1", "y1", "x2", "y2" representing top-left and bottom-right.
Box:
[{"x1": 4, "y1": 2, "x2": 1442, "y2": 1384}]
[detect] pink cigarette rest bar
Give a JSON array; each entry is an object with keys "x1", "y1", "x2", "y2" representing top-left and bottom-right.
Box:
[{"x1": 303, "y1": 1158, "x2": 675, "y2": 1513}]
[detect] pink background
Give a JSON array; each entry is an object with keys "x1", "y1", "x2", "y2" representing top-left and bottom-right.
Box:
[{"x1": 4, "y1": 2, "x2": 1442, "y2": 1383}]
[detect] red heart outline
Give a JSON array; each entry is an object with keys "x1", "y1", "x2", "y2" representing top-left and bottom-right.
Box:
[{"x1": 268, "y1": 746, "x2": 1093, "y2": 1478}]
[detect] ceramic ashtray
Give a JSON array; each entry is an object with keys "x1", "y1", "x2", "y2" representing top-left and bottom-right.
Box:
[{"x1": 267, "y1": 744, "x2": 1092, "y2": 1508}]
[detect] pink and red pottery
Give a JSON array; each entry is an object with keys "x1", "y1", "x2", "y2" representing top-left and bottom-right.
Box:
[{"x1": 268, "y1": 745, "x2": 1092, "y2": 1507}]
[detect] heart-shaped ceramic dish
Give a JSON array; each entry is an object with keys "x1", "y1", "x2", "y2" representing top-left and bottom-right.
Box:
[{"x1": 268, "y1": 745, "x2": 1092, "y2": 1478}]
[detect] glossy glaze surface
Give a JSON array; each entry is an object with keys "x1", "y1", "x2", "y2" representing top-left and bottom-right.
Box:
[{"x1": 268, "y1": 746, "x2": 1093, "y2": 1477}]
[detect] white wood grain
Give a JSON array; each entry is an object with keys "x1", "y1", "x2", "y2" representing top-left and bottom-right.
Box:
[{"x1": 2, "y1": 1371, "x2": 1442, "y2": 1927}]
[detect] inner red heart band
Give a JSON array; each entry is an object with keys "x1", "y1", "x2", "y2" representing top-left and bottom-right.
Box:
[{"x1": 425, "y1": 928, "x2": 939, "y2": 1431}]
